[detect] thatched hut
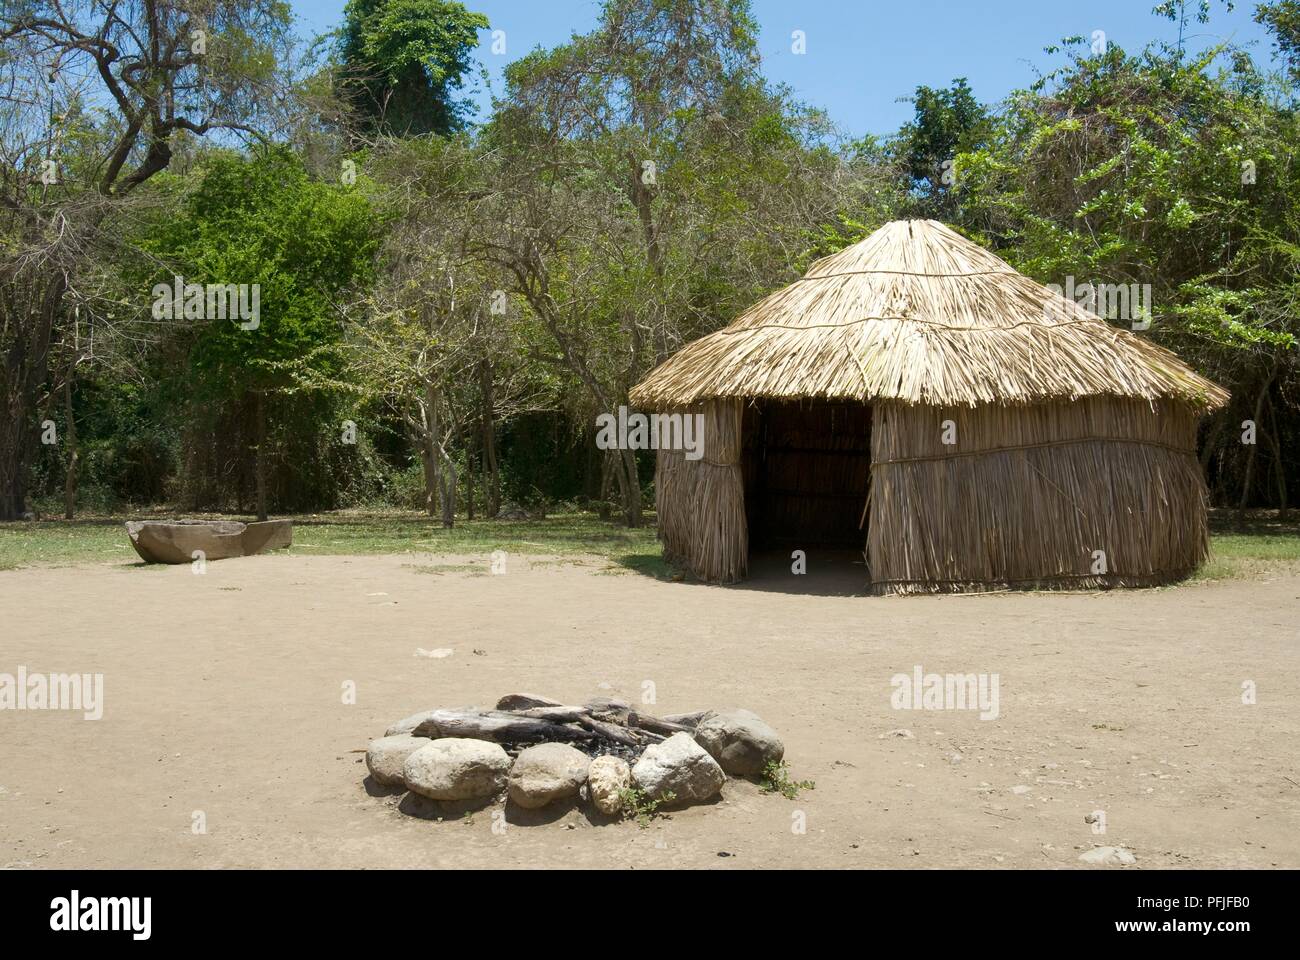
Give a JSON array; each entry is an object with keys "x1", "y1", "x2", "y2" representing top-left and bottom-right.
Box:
[{"x1": 629, "y1": 219, "x2": 1229, "y2": 594}]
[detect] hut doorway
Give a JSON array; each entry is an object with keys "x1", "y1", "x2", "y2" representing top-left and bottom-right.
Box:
[{"x1": 741, "y1": 400, "x2": 872, "y2": 557}]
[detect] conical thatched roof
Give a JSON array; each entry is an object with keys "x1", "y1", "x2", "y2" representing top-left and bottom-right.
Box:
[{"x1": 631, "y1": 220, "x2": 1229, "y2": 410}]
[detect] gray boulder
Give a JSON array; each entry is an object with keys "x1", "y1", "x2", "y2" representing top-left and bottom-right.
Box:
[
  {"x1": 507, "y1": 743, "x2": 590, "y2": 809},
  {"x1": 365, "y1": 734, "x2": 428, "y2": 786},
  {"x1": 631, "y1": 732, "x2": 725, "y2": 807},
  {"x1": 588, "y1": 755, "x2": 632, "y2": 815},
  {"x1": 693, "y1": 708, "x2": 784, "y2": 777},
  {"x1": 402, "y1": 738, "x2": 511, "y2": 801}
]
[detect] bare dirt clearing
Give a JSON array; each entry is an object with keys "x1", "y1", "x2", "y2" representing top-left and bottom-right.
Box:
[{"x1": 1, "y1": 553, "x2": 1297, "y2": 869}]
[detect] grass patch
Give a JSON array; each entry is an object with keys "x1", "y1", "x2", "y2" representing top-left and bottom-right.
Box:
[
  {"x1": 1194, "y1": 510, "x2": 1300, "y2": 581},
  {"x1": 285, "y1": 511, "x2": 661, "y2": 560},
  {"x1": 0, "y1": 518, "x2": 139, "y2": 570},
  {"x1": 404, "y1": 562, "x2": 486, "y2": 576},
  {"x1": 0, "y1": 509, "x2": 662, "y2": 572},
  {"x1": 3, "y1": 508, "x2": 1298, "y2": 586}
]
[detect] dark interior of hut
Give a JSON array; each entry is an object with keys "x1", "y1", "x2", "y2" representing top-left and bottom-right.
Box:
[{"x1": 740, "y1": 400, "x2": 873, "y2": 563}]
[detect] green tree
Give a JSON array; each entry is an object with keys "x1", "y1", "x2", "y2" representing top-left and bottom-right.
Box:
[
  {"x1": 1255, "y1": 0, "x2": 1300, "y2": 81},
  {"x1": 0, "y1": 0, "x2": 292, "y2": 520},
  {"x1": 1153, "y1": 1, "x2": 1235, "y2": 54},
  {"x1": 141, "y1": 148, "x2": 380, "y2": 518},
  {"x1": 470, "y1": 0, "x2": 846, "y2": 525},
  {"x1": 336, "y1": 0, "x2": 488, "y2": 137},
  {"x1": 310, "y1": 136, "x2": 551, "y2": 524},
  {"x1": 957, "y1": 32, "x2": 1299, "y2": 509},
  {"x1": 893, "y1": 78, "x2": 992, "y2": 220}
]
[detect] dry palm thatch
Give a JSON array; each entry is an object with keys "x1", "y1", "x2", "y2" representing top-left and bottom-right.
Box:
[
  {"x1": 631, "y1": 220, "x2": 1229, "y2": 591},
  {"x1": 655, "y1": 401, "x2": 747, "y2": 581},
  {"x1": 631, "y1": 220, "x2": 1228, "y2": 411},
  {"x1": 867, "y1": 398, "x2": 1209, "y2": 594}
]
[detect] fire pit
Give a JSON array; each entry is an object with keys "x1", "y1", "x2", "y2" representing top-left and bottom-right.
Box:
[{"x1": 365, "y1": 693, "x2": 788, "y2": 818}]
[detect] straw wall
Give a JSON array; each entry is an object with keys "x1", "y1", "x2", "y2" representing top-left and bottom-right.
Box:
[
  {"x1": 654, "y1": 399, "x2": 748, "y2": 582},
  {"x1": 866, "y1": 398, "x2": 1209, "y2": 594}
]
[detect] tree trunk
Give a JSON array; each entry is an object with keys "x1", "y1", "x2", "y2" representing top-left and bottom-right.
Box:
[
  {"x1": 616, "y1": 445, "x2": 642, "y2": 527},
  {"x1": 598, "y1": 450, "x2": 615, "y2": 521},
  {"x1": 0, "y1": 273, "x2": 66, "y2": 521},
  {"x1": 466, "y1": 444, "x2": 476, "y2": 521},
  {"x1": 479, "y1": 361, "x2": 500, "y2": 518},
  {"x1": 63, "y1": 376, "x2": 78, "y2": 520},
  {"x1": 585, "y1": 435, "x2": 599, "y2": 502},
  {"x1": 1199, "y1": 411, "x2": 1227, "y2": 473},
  {"x1": 1238, "y1": 371, "x2": 1275, "y2": 518},
  {"x1": 255, "y1": 391, "x2": 268, "y2": 522},
  {"x1": 0, "y1": 415, "x2": 32, "y2": 521},
  {"x1": 1265, "y1": 390, "x2": 1288, "y2": 521},
  {"x1": 422, "y1": 383, "x2": 440, "y2": 518},
  {"x1": 419, "y1": 441, "x2": 437, "y2": 517},
  {"x1": 438, "y1": 442, "x2": 456, "y2": 529}
]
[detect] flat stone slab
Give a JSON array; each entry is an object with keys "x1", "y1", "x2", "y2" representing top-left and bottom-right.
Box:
[{"x1": 125, "y1": 519, "x2": 293, "y2": 564}]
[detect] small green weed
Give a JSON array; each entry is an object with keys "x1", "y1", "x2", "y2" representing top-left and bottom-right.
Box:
[
  {"x1": 618, "y1": 786, "x2": 675, "y2": 827},
  {"x1": 760, "y1": 760, "x2": 815, "y2": 799}
]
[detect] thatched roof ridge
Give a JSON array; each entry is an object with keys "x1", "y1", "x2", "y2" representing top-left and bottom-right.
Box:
[{"x1": 630, "y1": 220, "x2": 1229, "y2": 410}]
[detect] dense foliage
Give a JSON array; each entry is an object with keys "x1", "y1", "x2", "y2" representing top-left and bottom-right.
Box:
[{"x1": 3, "y1": 0, "x2": 1297, "y2": 522}]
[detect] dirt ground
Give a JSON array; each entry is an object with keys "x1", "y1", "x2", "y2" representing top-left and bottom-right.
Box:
[{"x1": 1, "y1": 550, "x2": 1297, "y2": 869}]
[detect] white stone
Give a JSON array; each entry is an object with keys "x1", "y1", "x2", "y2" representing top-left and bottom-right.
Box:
[
  {"x1": 588, "y1": 756, "x2": 632, "y2": 815},
  {"x1": 1079, "y1": 846, "x2": 1137, "y2": 865},
  {"x1": 402, "y1": 738, "x2": 511, "y2": 801},
  {"x1": 365, "y1": 734, "x2": 428, "y2": 786},
  {"x1": 507, "y1": 743, "x2": 590, "y2": 809},
  {"x1": 631, "y1": 732, "x2": 725, "y2": 806}
]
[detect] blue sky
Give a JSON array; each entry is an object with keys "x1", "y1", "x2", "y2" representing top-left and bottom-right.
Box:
[{"x1": 291, "y1": 0, "x2": 1278, "y2": 137}]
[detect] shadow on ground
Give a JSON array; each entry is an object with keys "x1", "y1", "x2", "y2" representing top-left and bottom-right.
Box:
[{"x1": 616, "y1": 545, "x2": 867, "y2": 597}]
